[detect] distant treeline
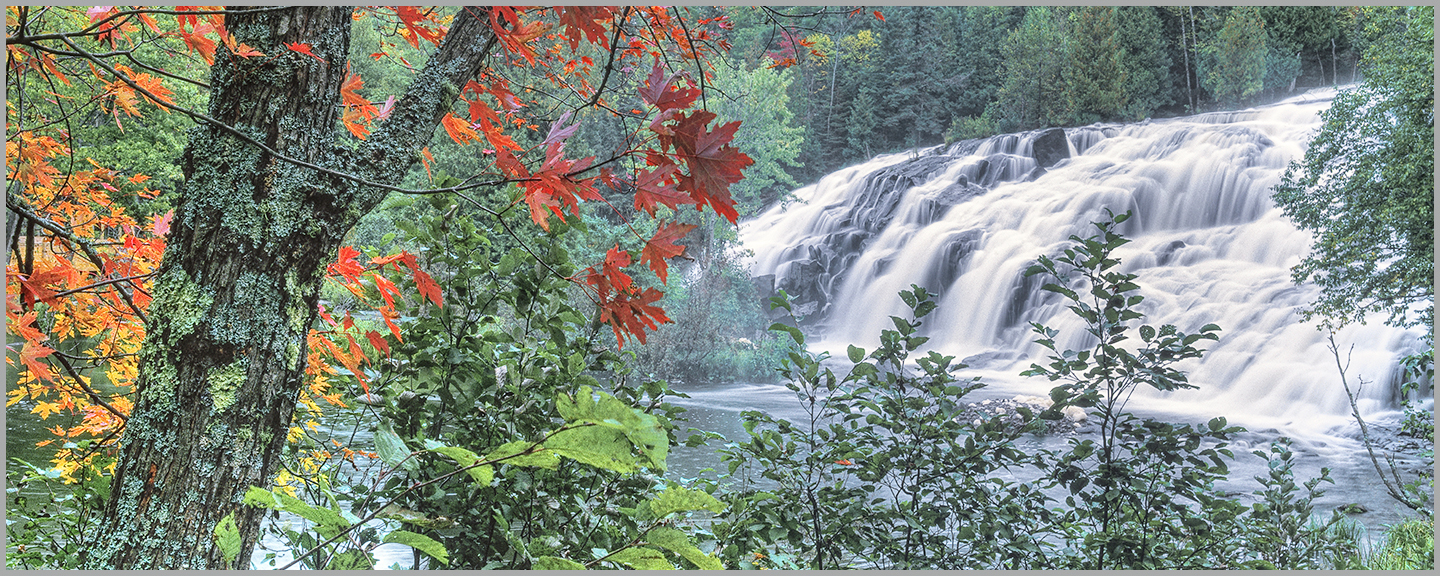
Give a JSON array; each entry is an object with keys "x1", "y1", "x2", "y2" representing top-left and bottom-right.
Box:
[{"x1": 713, "y1": 6, "x2": 1378, "y2": 183}]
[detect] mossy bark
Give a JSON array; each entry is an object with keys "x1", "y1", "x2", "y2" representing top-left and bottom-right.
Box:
[{"x1": 88, "y1": 6, "x2": 496, "y2": 569}]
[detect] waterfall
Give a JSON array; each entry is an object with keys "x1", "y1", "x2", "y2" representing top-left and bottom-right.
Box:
[{"x1": 740, "y1": 88, "x2": 1430, "y2": 440}]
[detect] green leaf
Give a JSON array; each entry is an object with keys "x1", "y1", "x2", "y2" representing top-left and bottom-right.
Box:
[
  {"x1": 485, "y1": 440, "x2": 560, "y2": 469},
  {"x1": 243, "y1": 486, "x2": 349, "y2": 532},
  {"x1": 554, "y1": 386, "x2": 668, "y2": 471},
  {"x1": 384, "y1": 530, "x2": 450, "y2": 566},
  {"x1": 546, "y1": 425, "x2": 638, "y2": 473},
  {"x1": 649, "y1": 484, "x2": 726, "y2": 517},
  {"x1": 769, "y1": 322, "x2": 804, "y2": 345},
  {"x1": 847, "y1": 344, "x2": 865, "y2": 363},
  {"x1": 325, "y1": 549, "x2": 371, "y2": 570},
  {"x1": 377, "y1": 504, "x2": 456, "y2": 529},
  {"x1": 608, "y1": 546, "x2": 674, "y2": 570},
  {"x1": 428, "y1": 445, "x2": 495, "y2": 485},
  {"x1": 375, "y1": 422, "x2": 416, "y2": 472},
  {"x1": 534, "y1": 556, "x2": 588, "y2": 570},
  {"x1": 213, "y1": 511, "x2": 241, "y2": 565},
  {"x1": 647, "y1": 526, "x2": 723, "y2": 570},
  {"x1": 242, "y1": 485, "x2": 280, "y2": 509}
]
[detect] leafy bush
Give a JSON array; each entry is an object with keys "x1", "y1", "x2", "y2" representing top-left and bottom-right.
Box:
[
  {"x1": 5, "y1": 455, "x2": 111, "y2": 569},
  {"x1": 711, "y1": 285, "x2": 1050, "y2": 569}
]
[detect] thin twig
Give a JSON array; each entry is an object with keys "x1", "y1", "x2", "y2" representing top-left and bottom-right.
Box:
[{"x1": 1327, "y1": 332, "x2": 1426, "y2": 511}]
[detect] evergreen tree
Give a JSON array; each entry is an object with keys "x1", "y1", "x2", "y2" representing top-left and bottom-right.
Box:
[
  {"x1": 1063, "y1": 7, "x2": 1128, "y2": 124},
  {"x1": 996, "y1": 7, "x2": 1069, "y2": 131},
  {"x1": 1113, "y1": 7, "x2": 1174, "y2": 120},
  {"x1": 1203, "y1": 7, "x2": 1267, "y2": 105}
]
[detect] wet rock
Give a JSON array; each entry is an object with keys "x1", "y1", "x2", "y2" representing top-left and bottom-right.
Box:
[
  {"x1": 1031, "y1": 127, "x2": 1070, "y2": 168},
  {"x1": 1338, "y1": 503, "x2": 1369, "y2": 515},
  {"x1": 1156, "y1": 240, "x2": 1187, "y2": 266}
]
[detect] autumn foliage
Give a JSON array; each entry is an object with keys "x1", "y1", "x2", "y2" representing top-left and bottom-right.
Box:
[{"x1": 6, "y1": 5, "x2": 751, "y2": 485}]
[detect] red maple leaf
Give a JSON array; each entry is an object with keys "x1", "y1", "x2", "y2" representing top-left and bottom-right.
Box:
[
  {"x1": 521, "y1": 141, "x2": 598, "y2": 230},
  {"x1": 640, "y1": 221, "x2": 696, "y2": 284},
  {"x1": 19, "y1": 264, "x2": 71, "y2": 307},
  {"x1": 638, "y1": 63, "x2": 700, "y2": 134},
  {"x1": 600, "y1": 287, "x2": 671, "y2": 346},
  {"x1": 328, "y1": 246, "x2": 365, "y2": 283},
  {"x1": 408, "y1": 266, "x2": 442, "y2": 309},
  {"x1": 150, "y1": 210, "x2": 173, "y2": 236},
  {"x1": 340, "y1": 65, "x2": 377, "y2": 120},
  {"x1": 440, "y1": 112, "x2": 481, "y2": 146},
  {"x1": 365, "y1": 330, "x2": 391, "y2": 358},
  {"x1": 18, "y1": 341, "x2": 57, "y2": 382},
  {"x1": 666, "y1": 111, "x2": 754, "y2": 224},
  {"x1": 555, "y1": 6, "x2": 613, "y2": 51},
  {"x1": 632, "y1": 163, "x2": 692, "y2": 216}
]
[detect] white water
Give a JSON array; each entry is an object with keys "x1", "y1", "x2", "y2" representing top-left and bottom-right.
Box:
[{"x1": 741, "y1": 88, "x2": 1431, "y2": 450}]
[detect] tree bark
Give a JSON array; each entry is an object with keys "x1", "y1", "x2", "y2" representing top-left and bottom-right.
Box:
[
  {"x1": 88, "y1": 6, "x2": 497, "y2": 569},
  {"x1": 1178, "y1": 7, "x2": 1193, "y2": 113}
]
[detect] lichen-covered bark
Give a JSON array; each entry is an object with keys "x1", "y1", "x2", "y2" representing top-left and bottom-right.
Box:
[{"x1": 88, "y1": 6, "x2": 496, "y2": 569}]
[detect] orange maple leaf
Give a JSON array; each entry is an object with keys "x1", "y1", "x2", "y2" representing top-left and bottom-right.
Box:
[
  {"x1": 284, "y1": 42, "x2": 326, "y2": 63},
  {"x1": 440, "y1": 113, "x2": 481, "y2": 146}
]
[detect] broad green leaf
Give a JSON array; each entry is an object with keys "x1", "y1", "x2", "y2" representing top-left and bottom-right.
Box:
[
  {"x1": 242, "y1": 485, "x2": 280, "y2": 509},
  {"x1": 278, "y1": 492, "x2": 349, "y2": 530},
  {"x1": 847, "y1": 344, "x2": 864, "y2": 363},
  {"x1": 375, "y1": 422, "x2": 417, "y2": 472},
  {"x1": 769, "y1": 322, "x2": 804, "y2": 345},
  {"x1": 377, "y1": 504, "x2": 457, "y2": 529},
  {"x1": 555, "y1": 387, "x2": 668, "y2": 471},
  {"x1": 649, "y1": 484, "x2": 725, "y2": 516},
  {"x1": 484, "y1": 440, "x2": 560, "y2": 469},
  {"x1": 534, "y1": 556, "x2": 587, "y2": 570},
  {"x1": 213, "y1": 511, "x2": 241, "y2": 565},
  {"x1": 546, "y1": 425, "x2": 638, "y2": 473},
  {"x1": 384, "y1": 530, "x2": 450, "y2": 565},
  {"x1": 608, "y1": 546, "x2": 673, "y2": 570},
  {"x1": 244, "y1": 486, "x2": 348, "y2": 531},
  {"x1": 647, "y1": 527, "x2": 723, "y2": 570},
  {"x1": 428, "y1": 445, "x2": 494, "y2": 485}
]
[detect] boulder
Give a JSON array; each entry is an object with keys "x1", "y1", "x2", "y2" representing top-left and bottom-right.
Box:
[{"x1": 1031, "y1": 127, "x2": 1070, "y2": 169}]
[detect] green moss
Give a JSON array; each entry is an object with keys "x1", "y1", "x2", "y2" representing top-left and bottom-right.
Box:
[
  {"x1": 285, "y1": 339, "x2": 302, "y2": 366},
  {"x1": 208, "y1": 359, "x2": 247, "y2": 413},
  {"x1": 149, "y1": 266, "x2": 214, "y2": 345}
]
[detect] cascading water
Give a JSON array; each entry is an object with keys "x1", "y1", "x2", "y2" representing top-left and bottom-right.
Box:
[{"x1": 741, "y1": 87, "x2": 1431, "y2": 445}]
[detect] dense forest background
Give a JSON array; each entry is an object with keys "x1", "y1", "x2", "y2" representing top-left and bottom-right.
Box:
[{"x1": 723, "y1": 5, "x2": 1361, "y2": 188}]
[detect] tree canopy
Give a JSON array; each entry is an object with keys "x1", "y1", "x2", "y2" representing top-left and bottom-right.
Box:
[{"x1": 1272, "y1": 5, "x2": 1434, "y2": 333}]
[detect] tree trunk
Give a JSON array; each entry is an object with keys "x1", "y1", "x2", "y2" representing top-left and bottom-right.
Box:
[
  {"x1": 1330, "y1": 38, "x2": 1338, "y2": 86},
  {"x1": 88, "y1": 6, "x2": 497, "y2": 569},
  {"x1": 1187, "y1": 6, "x2": 1199, "y2": 111},
  {"x1": 1179, "y1": 7, "x2": 1193, "y2": 113}
]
